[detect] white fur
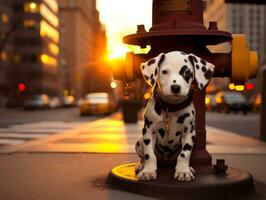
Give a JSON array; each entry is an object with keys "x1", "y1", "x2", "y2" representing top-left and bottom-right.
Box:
[{"x1": 136, "y1": 51, "x2": 215, "y2": 181}]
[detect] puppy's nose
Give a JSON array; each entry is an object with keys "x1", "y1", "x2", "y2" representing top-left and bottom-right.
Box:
[{"x1": 171, "y1": 84, "x2": 181, "y2": 94}]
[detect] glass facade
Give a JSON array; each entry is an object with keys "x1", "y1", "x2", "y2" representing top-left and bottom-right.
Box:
[
  {"x1": 40, "y1": 54, "x2": 57, "y2": 66},
  {"x1": 40, "y1": 19, "x2": 59, "y2": 43},
  {"x1": 43, "y1": 0, "x2": 58, "y2": 13},
  {"x1": 40, "y1": 3, "x2": 58, "y2": 27}
]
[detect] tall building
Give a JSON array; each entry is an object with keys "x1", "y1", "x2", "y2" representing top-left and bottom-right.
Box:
[
  {"x1": 204, "y1": 0, "x2": 266, "y2": 65},
  {"x1": 11, "y1": 0, "x2": 59, "y2": 100},
  {"x1": 0, "y1": 0, "x2": 60, "y2": 106},
  {"x1": 0, "y1": 1, "x2": 13, "y2": 106},
  {"x1": 58, "y1": 0, "x2": 110, "y2": 98}
]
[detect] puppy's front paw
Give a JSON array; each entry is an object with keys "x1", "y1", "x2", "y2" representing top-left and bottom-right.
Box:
[
  {"x1": 137, "y1": 166, "x2": 157, "y2": 181},
  {"x1": 174, "y1": 166, "x2": 195, "y2": 182}
]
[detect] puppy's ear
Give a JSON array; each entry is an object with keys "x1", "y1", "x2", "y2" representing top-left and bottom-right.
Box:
[
  {"x1": 140, "y1": 53, "x2": 165, "y2": 87},
  {"x1": 188, "y1": 54, "x2": 215, "y2": 90}
]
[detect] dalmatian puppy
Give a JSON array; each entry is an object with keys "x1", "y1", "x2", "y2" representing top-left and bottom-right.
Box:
[{"x1": 135, "y1": 51, "x2": 215, "y2": 181}]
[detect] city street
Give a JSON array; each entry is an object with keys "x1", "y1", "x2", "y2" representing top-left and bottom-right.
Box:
[
  {"x1": 0, "y1": 107, "x2": 261, "y2": 151},
  {"x1": 206, "y1": 112, "x2": 260, "y2": 138},
  {"x1": 0, "y1": 108, "x2": 102, "y2": 148}
]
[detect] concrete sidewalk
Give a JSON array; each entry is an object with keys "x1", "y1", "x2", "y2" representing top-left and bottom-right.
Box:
[
  {"x1": 1, "y1": 112, "x2": 265, "y2": 154},
  {"x1": 0, "y1": 113, "x2": 266, "y2": 200}
]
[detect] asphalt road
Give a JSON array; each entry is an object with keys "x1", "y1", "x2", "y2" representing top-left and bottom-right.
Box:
[
  {"x1": 0, "y1": 107, "x2": 102, "y2": 128},
  {"x1": 0, "y1": 108, "x2": 260, "y2": 138},
  {"x1": 206, "y1": 111, "x2": 260, "y2": 138}
]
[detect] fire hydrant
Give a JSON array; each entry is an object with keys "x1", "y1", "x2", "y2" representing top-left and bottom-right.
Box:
[{"x1": 108, "y1": 0, "x2": 258, "y2": 199}]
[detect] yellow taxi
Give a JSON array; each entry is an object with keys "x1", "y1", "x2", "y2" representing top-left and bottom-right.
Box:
[{"x1": 80, "y1": 92, "x2": 116, "y2": 116}]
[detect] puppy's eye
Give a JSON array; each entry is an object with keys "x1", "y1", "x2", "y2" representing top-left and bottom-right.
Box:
[{"x1": 162, "y1": 70, "x2": 168, "y2": 75}]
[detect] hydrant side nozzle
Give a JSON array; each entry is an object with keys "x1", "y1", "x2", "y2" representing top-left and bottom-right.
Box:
[
  {"x1": 249, "y1": 51, "x2": 258, "y2": 79},
  {"x1": 231, "y1": 34, "x2": 258, "y2": 83}
]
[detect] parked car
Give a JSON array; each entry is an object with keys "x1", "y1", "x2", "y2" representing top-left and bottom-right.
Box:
[
  {"x1": 62, "y1": 95, "x2": 75, "y2": 107},
  {"x1": 24, "y1": 94, "x2": 50, "y2": 110},
  {"x1": 205, "y1": 94, "x2": 216, "y2": 111},
  {"x1": 215, "y1": 91, "x2": 250, "y2": 114},
  {"x1": 49, "y1": 97, "x2": 62, "y2": 109},
  {"x1": 80, "y1": 92, "x2": 117, "y2": 116}
]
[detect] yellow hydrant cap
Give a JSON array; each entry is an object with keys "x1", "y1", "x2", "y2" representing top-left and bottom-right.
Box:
[{"x1": 249, "y1": 51, "x2": 258, "y2": 79}]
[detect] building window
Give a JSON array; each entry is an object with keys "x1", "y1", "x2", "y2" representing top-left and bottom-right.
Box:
[
  {"x1": 43, "y1": 0, "x2": 58, "y2": 13},
  {"x1": 48, "y1": 43, "x2": 59, "y2": 56},
  {"x1": 1, "y1": 51, "x2": 8, "y2": 61},
  {"x1": 40, "y1": 54, "x2": 58, "y2": 66},
  {"x1": 24, "y1": 2, "x2": 40, "y2": 13},
  {"x1": 23, "y1": 19, "x2": 39, "y2": 29},
  {"x1": 13, "y1": 54, "x2": 22, "y2": 63},
  {"x1": 40, "y1": 3, "x2": 58, "y2": 28},
  {"x1": 1, "y1": 13, "x2": 9, "y2": 24},
  {"x1": 40, "y1": 20, "x2": 59, "y2": 43}
]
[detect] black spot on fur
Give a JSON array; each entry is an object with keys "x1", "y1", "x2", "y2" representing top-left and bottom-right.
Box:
[
  {"x1": 180, "y1": 153, "x2": 185, "y2": 158},
  {"x1": 176, "y1": 131, "x2": 181, "y2": 136},
  {"x1": 147, "y1": 58, "x2": 155, "y2": 65},
  {"x1": 179, "y1": 65, "x2": 188, "y2": 75},
  {"x1": 137, "y1": 141, "x2": 140, "y2": 146},
  {"x1": 196, "y1": 64, "x2": 200, "y2": 69},
  {"x1": 153, "y1": 131, "x2": 155, "y2": 134},
  {"x1": 168, "y1": 140, "x2": 174, "y2": 144},
  {"x1": 155, "y1": 68, "x2": 158, "y2": 76},
  {"x1": 188, "y1": 55, "x2": 194, "y2": 67},
  {"x1": 158, "y1": 128, "x2": 165, "y2": 138},
  {"x1": 150, "y1": 74, "x2": 153, "y2": 80},
  {"x1": 144, "y1": 75, "x2": 149, "y2": 81},
  {"x1": 145, "y1": 154, "x2": 150, "y2": 160},
  {"x1": 183, "y1": 143, "x2": 192, "y2": 151},
  {"x1": 158, "y1": 54, "x2": 165, "y2": 67},
  {"x1": 179, "y1": 65, "x2": 192, "y2": 83},
  {"x1": 192, "y1": 110, "x2": 195, "y2": 115},
  {"x1": 193, "y1": 56, "x2": 198, "y2": 63},
  {"x1": 190, "y1": 125, "x2": 195, "y2": 133},
  {"x1": 202, "y1": 66, "x2": 206, "y2": 72},
  {"x1": 180, "y1": 52, "x2": 186, "y2": 55},
  {"x1": 177, "y1": 113, "x2": 190, "y2": 123},
  {"x1": 144, "y1": 117, "x2": 153, "y2": 128},
  {"x1": 200, "y1": 59, "x2": 206, "y2": 65},
  {"x1": 144, "y1": 139, "x2": 150, "y2": 145},
  {"x1": 184, "y1": 59, "x2": 187, "y2": 63},
  {"x1": 204, "y1": 69, "x2": 213, "y2": 80},
  {"x1": 141, "y1": 64, "x2": 145, "y2": 70},
  {"x1": 184, "y1": 126, "x2": 188, "y2": 133},
  {"x1": 142, "y1": 127, "x2": 146, "y2": 135},
  {"x1": 150, "y1": 78, "x2": 155, "y2": 85},
  {"x1": 154, "y1": 102, "x2": 162, "y2": 115},
  {"x1": 192, "y1": 136, "x2": 196, "y2": 144},
  {"x1": 200, "y1": 83, "x2": 203, "y2": 89}
]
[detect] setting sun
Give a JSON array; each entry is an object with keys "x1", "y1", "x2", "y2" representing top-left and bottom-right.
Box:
[{"x1": 97, "y1": 0, "x2": 152, "y2": 59}]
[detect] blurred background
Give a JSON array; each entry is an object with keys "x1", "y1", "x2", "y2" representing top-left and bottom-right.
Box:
[{"x1": 0, "y1": 0, "x2": 265, "y2": 145}]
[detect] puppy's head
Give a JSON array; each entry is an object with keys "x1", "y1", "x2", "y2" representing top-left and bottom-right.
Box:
[{"x1": 140, "y1": 51, "x2": 215, "y2": 102}]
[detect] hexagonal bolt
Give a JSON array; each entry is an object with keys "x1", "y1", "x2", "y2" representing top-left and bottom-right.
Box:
[
  {"x1": 214, "y1": 159, "x2": 228, "y2": 174},
  {"x1": 137, "y1": 24, "x2": 146, "y2": 33},
  {"x1": 208, "y1": 21, "x2": 218, "y2": 30}
]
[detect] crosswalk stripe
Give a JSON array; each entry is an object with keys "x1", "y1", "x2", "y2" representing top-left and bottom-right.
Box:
[
  {"x1": 0, "y1": 128, "x2": 69, "y2": 133},
  {"x1": 0, "y1": 121, "x2": 86, "y2": 148},
  {"x1": 0, "y1": 133, "x2": 49, "y2": 139},
  {"x1": 0, "y1": 139, "x2": 25, "y2": 145}
]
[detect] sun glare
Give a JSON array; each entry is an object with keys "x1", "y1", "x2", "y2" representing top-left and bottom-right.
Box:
[{"x1": 97, "y1": 0, "x2": 152, "y2": 60}]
